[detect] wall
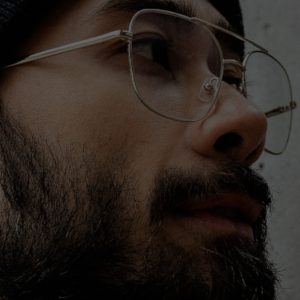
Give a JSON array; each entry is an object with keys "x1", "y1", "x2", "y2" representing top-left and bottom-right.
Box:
[{"x1": 240, "y1": 1, "x2": 300, "y2": 299}]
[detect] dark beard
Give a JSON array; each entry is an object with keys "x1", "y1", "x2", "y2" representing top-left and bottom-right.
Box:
[
  {"x1": 0, "y1": 111, "x2": 277, "y2": 300},
  {"x1": 122, "y1": 167, "x2": 277, "y2": 300}
]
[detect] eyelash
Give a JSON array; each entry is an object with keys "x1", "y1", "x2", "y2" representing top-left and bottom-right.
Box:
[
  {"x1": 131, "y1": 35, "x2": 172, "y2": 70},
  {"x1": 106, "y1": 39, "x2": 251, "y2": 98}
]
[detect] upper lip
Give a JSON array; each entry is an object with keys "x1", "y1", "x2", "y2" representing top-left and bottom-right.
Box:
[{"x1": 175, "y1": 192, "x2": 263, "y2": 225}]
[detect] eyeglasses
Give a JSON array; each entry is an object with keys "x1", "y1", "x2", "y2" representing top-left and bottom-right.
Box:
[{"x1": 4, "y1": 9, "x2": 296, "y2": 155}]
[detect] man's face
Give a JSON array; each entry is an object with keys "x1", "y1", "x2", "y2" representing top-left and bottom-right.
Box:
[{"x1": 0, "y1": 0, "x2": 277, "y2": 299}]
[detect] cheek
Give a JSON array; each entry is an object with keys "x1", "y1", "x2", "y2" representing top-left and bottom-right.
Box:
[
  {"x1": 0, "y1": 59, "x2": 192, "y2": 240},
  {"x1": 0, "y1": 58, "x2": 188, "y2": 208},
  {"x1": 0, "y1": 61, "x2": 138, "y2": 145},
  {"x1": 0, "y1": 59, "x2": 180, "y2": 160}
]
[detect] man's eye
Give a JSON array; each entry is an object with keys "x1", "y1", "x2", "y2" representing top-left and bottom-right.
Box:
[
  {"x1": 223, "y1": 74, "x2": 243, "y2": 92},
  {"x1": 132, "y1": 34, "x2": 171, "y2": 71}
]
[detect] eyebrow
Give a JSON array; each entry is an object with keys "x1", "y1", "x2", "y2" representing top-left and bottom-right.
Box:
[
  {"x1": 96, "y1": 0, "x2": 230, "y2": 29},
  {"x1": 94, "y1": 0, "x2": 244, "y2": 58},
  {"x1": 100, "y1": 0, "x2": 196, "y2": 16}
]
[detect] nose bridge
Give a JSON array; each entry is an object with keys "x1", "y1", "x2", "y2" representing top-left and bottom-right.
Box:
[{"x1": 186, "y1": 83, "x2": 267, "y2": 165}]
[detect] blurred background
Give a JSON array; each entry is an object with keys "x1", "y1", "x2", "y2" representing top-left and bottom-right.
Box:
[{"x1": 240, "y1": 1, "x2": 300, "y2": 299}]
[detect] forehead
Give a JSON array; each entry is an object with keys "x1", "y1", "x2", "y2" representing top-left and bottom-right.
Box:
[
  {"x1": 22, "y1": 0, "x2": 237, "y2": 52},
  {"x1": 91, "y1": 0, "x2": 233, "y2": 34},
  {"x1": 98, "y1": 0, "x2": 227, "y2": 21},
  {"x1": 61, "y1": 0, "x2": 230, "y2": 29}
]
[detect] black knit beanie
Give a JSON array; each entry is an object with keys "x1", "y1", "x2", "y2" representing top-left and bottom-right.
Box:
[
  {"x1": 0, "y1": 0, "x2": 62, "y2": 66},
  {"x1": 0, "y1": 0, "x2": 244, "y2": 66}
]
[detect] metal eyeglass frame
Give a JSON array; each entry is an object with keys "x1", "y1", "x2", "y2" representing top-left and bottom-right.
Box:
[{"x1": 4, "y1": 8, "x2": 297, "y2": 155}]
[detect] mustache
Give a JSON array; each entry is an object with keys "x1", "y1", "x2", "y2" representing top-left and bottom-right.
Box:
[{"x1": 150, "y1": 162, "x2": 272, "y2": 223}]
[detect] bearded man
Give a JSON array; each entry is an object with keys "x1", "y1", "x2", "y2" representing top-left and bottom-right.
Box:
[{"x1": 0, "y1": 0, "x2": 296, "y2": 299}]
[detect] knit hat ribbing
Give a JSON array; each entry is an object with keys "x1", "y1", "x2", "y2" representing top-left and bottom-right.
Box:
[
  {"x1": 0, "y1": 0, "x2": 61, "y2": 65},
  {"x1": 0, "y1": 0, "x2": 244, "y2": 66}
]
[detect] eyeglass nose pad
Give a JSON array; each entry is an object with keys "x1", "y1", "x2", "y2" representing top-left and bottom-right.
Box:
[{"x1": 198, "y1": 76, "x2": 219, "y2": 103}]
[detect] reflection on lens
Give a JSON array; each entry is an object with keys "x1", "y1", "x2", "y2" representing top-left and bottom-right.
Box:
[
  {"x1": 129, "y1": 10, "x2": 222, "y2": 121},
  {"x1": 244, "y1": 52, "x2": 292, "y2": 154}
]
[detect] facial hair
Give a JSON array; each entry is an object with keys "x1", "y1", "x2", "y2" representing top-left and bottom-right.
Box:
[{"x1": 0, "y1": 111, "x2": 277, "y2": 300}]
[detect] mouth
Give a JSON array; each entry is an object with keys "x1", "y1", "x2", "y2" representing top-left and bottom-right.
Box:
[{"x1": 171, "y1": 193, "x2": 263, "y2": 240}]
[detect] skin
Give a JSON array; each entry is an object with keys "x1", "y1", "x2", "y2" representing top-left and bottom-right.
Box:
[
  {"x1": 1, "y1": 0, "x2": 266, "y2": 223},
  {"x1": 0, "y1": 0, "x2": 275, "y2": 299}
]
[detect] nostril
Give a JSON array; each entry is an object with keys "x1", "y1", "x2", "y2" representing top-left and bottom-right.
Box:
[{"x1": 214, "y1": 132, "x2": 243, "y2": 152}]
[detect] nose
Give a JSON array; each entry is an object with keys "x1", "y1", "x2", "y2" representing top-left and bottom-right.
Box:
[{"x1": 186, "y1": 84, "x2": 267, "y2": 165}]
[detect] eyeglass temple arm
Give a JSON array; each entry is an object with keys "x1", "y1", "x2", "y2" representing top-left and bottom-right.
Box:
[
  {"x1": 265, "y1": 101, "x2": 297, "y2": 118},
  {"x1": 5, "y1": 30, "x2": 132, "y2": 68},
  {"x1": 223, "y1": 59, "x2": 297, "y2": 118},
  {"x1": 5, "y1": 28, "x2": 296, "y2": 119}
]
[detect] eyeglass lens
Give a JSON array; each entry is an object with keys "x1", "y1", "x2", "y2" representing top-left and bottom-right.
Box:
[
  {"x1": 244, "y1": 52, "x2": 292, "y2": 154},
  {"x1": 129, "y1": 11, "x2": 222, "y2": 122},
  {"x1": 129, "y1": 10, "x2": 292, "y2": 154}
]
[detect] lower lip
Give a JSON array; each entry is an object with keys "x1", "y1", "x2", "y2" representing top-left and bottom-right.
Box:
[{"x1": 174, "y1": 212, "x2": 254, "y2": 240}]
